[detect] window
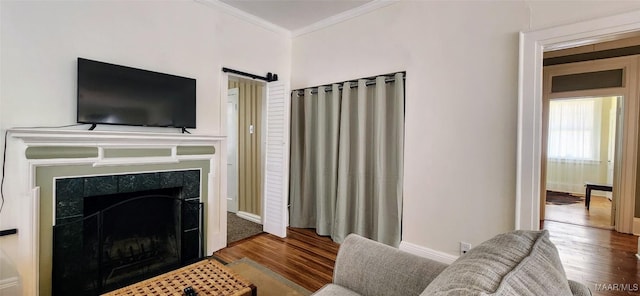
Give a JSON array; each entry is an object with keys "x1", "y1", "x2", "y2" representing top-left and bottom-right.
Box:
[{"x1": 547, "y1": 98, "x2": 602, "y2": 161}]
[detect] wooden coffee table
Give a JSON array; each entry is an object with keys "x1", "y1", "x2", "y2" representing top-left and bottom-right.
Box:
[{"x1": 102, "y1": 259, "x2": 256, "y2": 296}]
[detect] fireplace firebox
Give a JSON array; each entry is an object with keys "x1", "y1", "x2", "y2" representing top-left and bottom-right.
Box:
[{"x1": 51, "y1": 170, "x2": 203, "y2": 295}]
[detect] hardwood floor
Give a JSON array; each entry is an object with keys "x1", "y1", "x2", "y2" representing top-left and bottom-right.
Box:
[
  {"x1": 542, "y1": 220, "x2": 640, "y2": 296},
  {"x1": 545, "y1": 194, "x2": 613, "y2": 229},
  {"x1": 214, "y1": 224, "x2": 639, "y2": 295},
  {"x1": 213, "y1": 228, "x2": 338, "y2": 292}
]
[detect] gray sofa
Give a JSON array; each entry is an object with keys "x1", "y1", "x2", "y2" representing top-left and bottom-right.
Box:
[{"x1": 314, "y1": 230, "x2": 590, "y2": 296}]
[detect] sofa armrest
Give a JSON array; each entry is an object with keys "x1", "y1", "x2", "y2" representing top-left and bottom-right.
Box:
[
  {"x1": 568, "y1": 280, "x2": 592, "y2": 296},
  {"x1": 333, "y1": 234, "x2": 448, "y2": 296}
]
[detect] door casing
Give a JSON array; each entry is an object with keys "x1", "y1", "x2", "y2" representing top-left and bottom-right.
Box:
[
  {"x1": 227, "y1": 88, "x2": 239, "y2": 214},
  {"x1": 517, "y1": 10, "x2": 640, "y2": 234},
  {"x1": 220, "y1": 72, "x2": 290, "y2": 242},
  {"x1": 541, "y1": 56, "x2": 637, "y2": 230}
]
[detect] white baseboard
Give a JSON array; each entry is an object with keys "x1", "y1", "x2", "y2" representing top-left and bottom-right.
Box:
[
  {"x1": 0, "y1": 277, "x2": 20, "y2": 294},
  {"x1": 546, "y1": 183, "x2": 612, "y2": 198},
  {"x1": 399, "y1": 240, "x2": 458, "y2": 265},
  {"x1": 237, "y1": 211, "x2": 262, "y2": 224},
  {"x1": 634, "y1": 218, "x2": 640, "y2": 236},
  {"x1": 637, "y1": 236, "x2": 640, "y2": 260}
]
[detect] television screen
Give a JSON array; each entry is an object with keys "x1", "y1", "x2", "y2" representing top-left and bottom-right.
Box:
[{"x1": 77, "y1": 58, "x2": 196, "y2": 128}]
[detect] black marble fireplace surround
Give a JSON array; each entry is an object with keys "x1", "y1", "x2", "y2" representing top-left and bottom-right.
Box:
[{"x1": 52, "y1": 170, "x2": 203, "y2": 295}]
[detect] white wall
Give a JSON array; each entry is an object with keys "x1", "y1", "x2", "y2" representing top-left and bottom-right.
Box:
[
  {"x1": 291, "y1": 1, "x2": 640, "y2": 257},
  {"x1": 0, "y1": 0, "x2": 290, "y2": 135},
  {"x1": 3, "y1": 0, "x2": 640, "y2": 288},
  {"x1": 0, "y1": 0, "x2": 290, "y2": 292},
  {"x1": 526, "y1": 0, "x2": 640, "y2": 30}
]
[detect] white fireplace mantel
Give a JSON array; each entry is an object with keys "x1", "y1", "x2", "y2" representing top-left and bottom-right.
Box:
[
  {"x1": 2, "y1": 128, "x2": 228, "y2": 296},
  {"x1": 8, "y1": 128, "x2": 224, "y2": 146}
]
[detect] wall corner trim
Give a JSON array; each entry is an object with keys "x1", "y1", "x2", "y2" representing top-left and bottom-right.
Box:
[
  {"x1": 292, "y1": 0, "x2": 397, "y2": 37},
  {"x1": 399, "y1": 240, "x2": 458, "y2": 265},
  {"x1": 194, "y1": 0, "x2": 291, "y2": 37},
  {"x1": 193, "y1": 0, "x2": 396, "y2": 39}
]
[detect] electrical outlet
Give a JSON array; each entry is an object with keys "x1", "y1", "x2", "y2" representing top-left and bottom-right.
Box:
[{"x1": 460, "y1": 242, "x2": 472, "y2": 256}]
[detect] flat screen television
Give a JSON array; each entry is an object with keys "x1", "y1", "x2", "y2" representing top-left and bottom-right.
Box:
[{"x1": 77, "y1": 58, "x2": 196, "y2": 129}]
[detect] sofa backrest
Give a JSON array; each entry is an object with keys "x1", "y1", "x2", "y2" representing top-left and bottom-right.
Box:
[
  {"x1": 334, "y1": 234, "x2": 448, "y2": 296},
  {"x1": 420, "y1": 230, "x2": 573, "y2": 296}
]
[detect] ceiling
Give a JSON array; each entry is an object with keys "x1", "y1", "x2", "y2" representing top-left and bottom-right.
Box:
[{"x1": 218, "y1": 0, "x2": 374, "y2": 32}]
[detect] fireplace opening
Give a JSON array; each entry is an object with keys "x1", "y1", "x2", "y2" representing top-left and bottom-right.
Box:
[
  {"x1": 87, "y1": 189, "x2": 181, "y2": 291},
  {"x1": 53, "y1": 184, "x2": 203, "y2": 295}
]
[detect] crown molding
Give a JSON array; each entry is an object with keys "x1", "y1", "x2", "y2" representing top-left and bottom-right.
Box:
[
  {"x1": 194, "y1": 0, "x2": 291, "y2": 37},
  {"x1": 292, "y1": 0, "x2": 397, "y2": 37},
  {"x1": 195, "y1": 0, "x2": 396, "y2": 39}
]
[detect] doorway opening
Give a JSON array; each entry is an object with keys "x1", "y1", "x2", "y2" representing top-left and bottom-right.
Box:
[
  {"x1": 517, "y1": 11, "x2": 640, "y2": 274},
  {"x1": 543, "y1": 96, "x2": 619, "y2": 230},
  {"x1": 539, "y1": 54, "x2": 637, "y2": 233},
  {"x1": 540, "y1": 55, "x2": 638, "y2": 232},
  {"x1": 226, "y1": 75, "x2": 266, "y2": 244}
]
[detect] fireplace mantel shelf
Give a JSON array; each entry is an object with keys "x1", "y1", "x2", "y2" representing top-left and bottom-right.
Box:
[{"x1": 8, "y1": 128, "x2": 225, "y2": 146}]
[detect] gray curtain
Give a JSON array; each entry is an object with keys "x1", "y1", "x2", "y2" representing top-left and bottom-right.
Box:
[{"x1": 289, "y1": 73, "x2": 404, "y2": 246}]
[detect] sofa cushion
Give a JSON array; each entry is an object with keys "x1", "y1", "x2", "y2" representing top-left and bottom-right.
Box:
[
  {"x1": 312, "y1": 284, "x2": 363, "y2": 296},
  {"x1": 421, "y1": 230, "x2": 572, "y2": 296},
  {"x1": 568, "y1": 279, "x2": 592, "y2": 296},
  {"x1": 332, "y1": 234, "x2": 448, "y2": 296}
]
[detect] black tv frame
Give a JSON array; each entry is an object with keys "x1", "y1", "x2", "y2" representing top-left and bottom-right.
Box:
[{"x1": 77, "y1": 58, "x2": 196, "y2": 130}]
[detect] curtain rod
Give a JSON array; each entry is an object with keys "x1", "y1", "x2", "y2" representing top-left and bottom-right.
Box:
[
  {"x1": 222, "y1": 67, "x2": 278, "y2": 82},
  {"x1": 294, "y1": 73, "x2": 405, "y2": 96}
]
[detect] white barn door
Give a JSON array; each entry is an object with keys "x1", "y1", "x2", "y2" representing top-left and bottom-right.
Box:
[{"x1": 262, "y1": 81, "x2": 290, "y2": 237}]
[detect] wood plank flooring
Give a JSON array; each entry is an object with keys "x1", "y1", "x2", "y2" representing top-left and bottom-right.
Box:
[
  {"x1": 214, "y1": 224, "x2": 639, "y2": 295},
  {"x1": 545, "y1": 194, "x2": 613, "y2": 229},
  {"x1": 213, "y1": 228, "x2": 338, "y2": 292},
  {"x1": 542, "y1": 220, "x2": 639, "y2": 296}
]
